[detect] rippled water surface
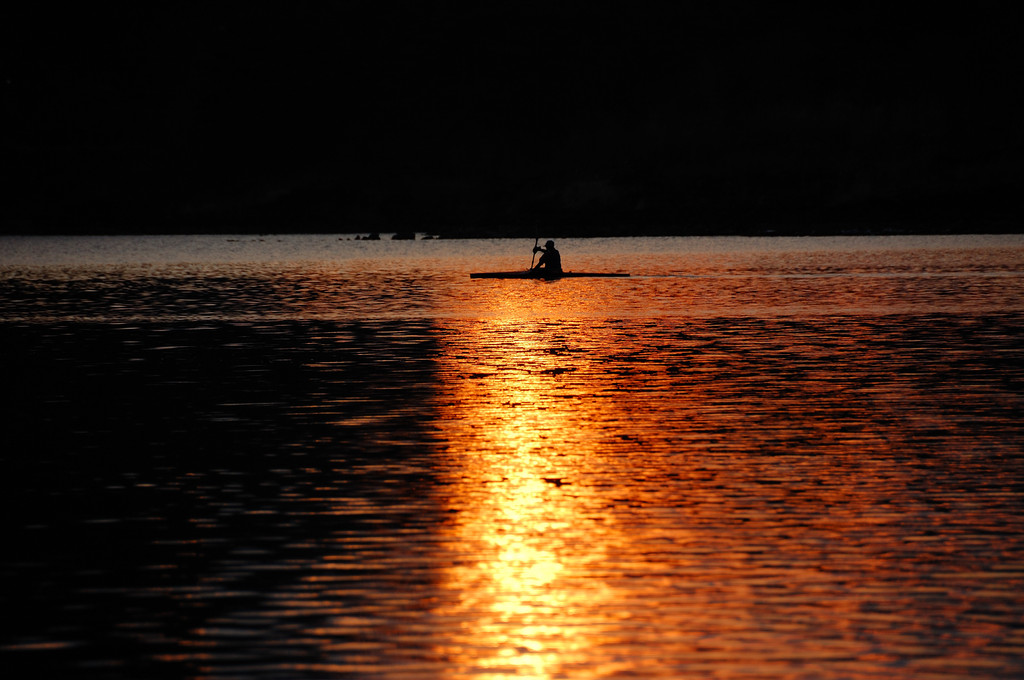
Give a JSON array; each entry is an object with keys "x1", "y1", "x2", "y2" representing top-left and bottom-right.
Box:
[{"x1": 2, "y1": 234, "x2": 1023, "y2": 678}]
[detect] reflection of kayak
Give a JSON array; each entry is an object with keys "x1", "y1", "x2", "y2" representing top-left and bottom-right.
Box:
[{"x1": 470, "y1": 271, "x2": 630, "y2": 279}]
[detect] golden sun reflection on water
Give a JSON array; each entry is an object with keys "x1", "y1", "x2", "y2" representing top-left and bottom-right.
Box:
[
  {"x1": 434, "y1": 347, "x2": 592, "y2": 674},
  {"x1": 430, "y1": 288, "x2": 672, "y2": 677}
]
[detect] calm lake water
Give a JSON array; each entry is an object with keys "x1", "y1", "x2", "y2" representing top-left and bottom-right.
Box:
[{"x1": 2, "y1": 234, "x2": 1023, "y2": 679}]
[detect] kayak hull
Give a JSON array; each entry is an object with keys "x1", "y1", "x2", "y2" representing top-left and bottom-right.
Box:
[{"x1": 470, "y1": 271, "x2": 629, "y2": 279}]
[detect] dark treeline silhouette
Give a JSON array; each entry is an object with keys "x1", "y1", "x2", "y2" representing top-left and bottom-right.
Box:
[{"x1": 3, "y1": 3, "x2": 1020, "y2": 235}]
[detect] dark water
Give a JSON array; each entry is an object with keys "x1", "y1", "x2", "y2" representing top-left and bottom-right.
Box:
[{"x1": 2, "y1": 235, "x2": 1023, "y2": 678}]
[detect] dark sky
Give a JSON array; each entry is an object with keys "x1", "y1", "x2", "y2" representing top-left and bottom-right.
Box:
[{"x1": 3, "y1": 2, "x2": 1021, "y2": 234}]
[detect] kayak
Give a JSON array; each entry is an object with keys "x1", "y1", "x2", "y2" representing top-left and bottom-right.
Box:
[{"x1": 470, "y1": 271, "x2": 630, "y2": 279}]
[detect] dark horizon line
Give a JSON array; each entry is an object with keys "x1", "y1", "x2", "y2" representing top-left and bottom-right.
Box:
[{"x1": 4, "y1": 222, "x2": 1021, "y2": 239}]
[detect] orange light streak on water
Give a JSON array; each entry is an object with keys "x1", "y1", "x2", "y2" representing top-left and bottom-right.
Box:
[{"x1": 427, "y1": 286, "x2": 696, "y2": 678}]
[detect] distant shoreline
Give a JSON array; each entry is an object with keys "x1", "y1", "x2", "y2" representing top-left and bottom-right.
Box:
[{"x1": 3, "y1": 223, "x2": 1021, "y2": 238}]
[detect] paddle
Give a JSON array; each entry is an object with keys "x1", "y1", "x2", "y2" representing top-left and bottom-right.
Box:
[{"x1": 528, "y1": 236, "x2": 539, "y2": 271}]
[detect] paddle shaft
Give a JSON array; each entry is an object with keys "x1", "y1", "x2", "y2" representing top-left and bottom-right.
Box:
[{"x1": 529, "y1": 237, "x2": 539, "y2": 270}]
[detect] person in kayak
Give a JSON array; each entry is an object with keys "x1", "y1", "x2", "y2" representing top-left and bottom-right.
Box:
[{"x1": 532, "y1": 240, "x2": 562, "y2": 274}]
